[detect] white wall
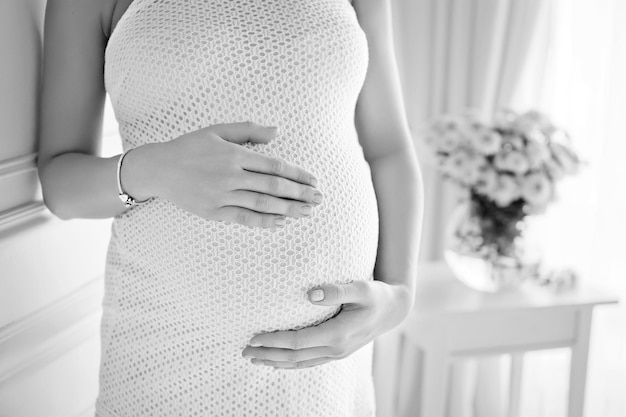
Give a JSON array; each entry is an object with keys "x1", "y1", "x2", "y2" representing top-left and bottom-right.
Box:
[{"x1": 0, "y1": 1, "x2": 111, "y2": 415}]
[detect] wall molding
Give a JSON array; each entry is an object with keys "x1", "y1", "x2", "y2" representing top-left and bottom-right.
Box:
[
  {"x1": 0, "y1": 201, "x2": 46, "y2": 231},
  {"x1": 0, "y1": 153, "x2": 37, "y2": 180},
  {"x1": 0, "y1": 276, "x2": 104, "y2": 386},
  {"x1": 0, "y1": 152, "x2": 45, "y2": 230}
]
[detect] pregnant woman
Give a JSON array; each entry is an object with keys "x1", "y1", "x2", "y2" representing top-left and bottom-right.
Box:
[{"x1": 38, "y1": 0, "x2": 423, "y2": 415}]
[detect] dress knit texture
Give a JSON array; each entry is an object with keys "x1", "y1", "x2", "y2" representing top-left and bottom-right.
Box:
[{"x1": 99, "y1": 0, "x2": 379, "y2": 415}]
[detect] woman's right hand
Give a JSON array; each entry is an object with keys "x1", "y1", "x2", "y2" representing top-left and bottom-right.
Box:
[{"x1": 122, "y1": 121, "x2": 323, "y2": 229}]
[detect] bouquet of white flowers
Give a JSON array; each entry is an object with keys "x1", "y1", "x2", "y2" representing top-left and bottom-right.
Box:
[
  {"x1": 424, "y1": 109, "x2": 583, "y2": 291},
  {"x1": 426, "y1": 109, "x2": 581, "y2": 213}
]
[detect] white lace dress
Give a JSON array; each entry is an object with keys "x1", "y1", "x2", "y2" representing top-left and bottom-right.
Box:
[{"x1": 98, "y1": 0, "x2": 379, "y2": 415}]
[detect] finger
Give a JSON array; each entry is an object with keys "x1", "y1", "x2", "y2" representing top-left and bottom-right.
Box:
[
  {"x1": 227, "y1": 190, "x2": 314, "y2": 219},
  {"x1": 251, "y1": 357, "x2": 333, "y2": 370},
  {"x1": 307, "y1": 281, "x2": 371, "y2": 306},
  {"x1": 216, "y1": 206, "x2": 286, "y2": 229},
  {"x1": 249, "y1": 318, "x2": 341, "y2": 349},
  {"x1": 242, "y1": 346, "x2": 333, "y2": 362},
  {"x1": 237, "y1": 171, "x2": 323, "y2": 205},
  {"x1": 240, "y1": 152, "x2": 319, "y2": 187},
  {"x1": 208, "y1": 121, "x2": 279, "y2": 144}
]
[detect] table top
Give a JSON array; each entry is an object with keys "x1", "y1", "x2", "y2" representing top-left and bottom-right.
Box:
[{"x1": 412, "y1": 262, "x2": 619, "y2": 315}]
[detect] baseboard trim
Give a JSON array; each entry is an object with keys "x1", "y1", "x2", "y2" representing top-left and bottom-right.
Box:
[
  {"x1": 0, "y1": 153, "x2": 37, "y2": 180},
  {"x1": 0, "y1": 276, "x2": 104, "y2": 386}
]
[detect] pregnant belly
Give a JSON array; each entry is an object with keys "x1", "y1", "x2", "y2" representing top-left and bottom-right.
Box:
[{"x1": 104, "y1": 143, "x2": 379, "y2": 346}]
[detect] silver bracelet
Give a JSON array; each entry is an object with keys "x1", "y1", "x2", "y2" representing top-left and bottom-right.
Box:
[{"x1": 117, "y1": 148, "x2": 149, "y2": 207}]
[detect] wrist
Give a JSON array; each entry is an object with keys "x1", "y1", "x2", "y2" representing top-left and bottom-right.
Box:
[
  {"x1": 379, "y1": 280, "x2": 415, "y2": 329},
  {"x1": 384, "y1": 281, "x2": 415, "y2": 323},
  {"x1": 395, "y1": 284, "x2": 415, "y2": 313},
  {"x1": 120, "y1": 143, "x2": 163, "y2": 201}
]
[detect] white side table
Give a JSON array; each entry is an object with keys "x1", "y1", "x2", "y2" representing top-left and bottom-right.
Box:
[{"x1": 373, "y1": 262, "x2": 618, "y2": 417}]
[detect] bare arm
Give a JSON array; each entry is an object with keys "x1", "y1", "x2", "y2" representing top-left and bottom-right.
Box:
[
  {"x1": 37, "y1": 0, "x2": 129, "y2": 219},
  {"x1": 37, "y1": 0, "x2": 323, "y2": 226},
  {"x1": 353, "y1": 0, "x2": 424, "y2": 309}
]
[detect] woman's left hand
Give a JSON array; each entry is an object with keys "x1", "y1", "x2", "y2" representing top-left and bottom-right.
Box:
[{"x1": 242, "y1": 280, "x2": 414, "y2": 369}]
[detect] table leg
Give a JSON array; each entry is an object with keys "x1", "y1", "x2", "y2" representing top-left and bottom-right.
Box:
[
  {"x1": 475, "y1": 355, "x2": 508, "y2": 417},
  {"x1": 447, "y1": 358, "x2": 477, "y2": 417},
  {"x1": 419, "y1": 346, "x2": 450, "y2": 417},
  {"x1": 508, "y1": 352, "x2": 524, "y2": 417},
  {"x1": 568, "y1": 308, "x2": 593, "y2": 417}
]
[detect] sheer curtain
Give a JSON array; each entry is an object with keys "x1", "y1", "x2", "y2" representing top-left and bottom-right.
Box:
[
  {"x1": 375, "y1": 1, "x2": 545, "y2": 416},
  {"x1": 381, "y1": 0, "x2": 625, "y2": 416},
  {"x1": 388, "y1": 0, "x2": 545, "y2": 262},
  {"x1": 513, "y1": 0, "x2": 626, "y2": 416}
]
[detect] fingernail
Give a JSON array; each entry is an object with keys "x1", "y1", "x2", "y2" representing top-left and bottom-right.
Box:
[
  {"x1": 251, "y1": 341, "x2": 262, "y2": 347},
  {"x1": 300, "y1": 205, "x2": 312, "y2": 216},
  {"x1": 310, "y1": 177, "x2": 319, "y2": 187},
  {"x1": 312, "y1": 193, "x2": 323, "y2": 204},
  {"x1": 251, "y1": 359, "x2": 263, "y2": 365},
  {"x1": 309, "y1": 289, "x2": 324, "y2": 302},
  {"x1": 269, "y1": 126, "x2": 280, "y2": 135},
  {"x1": 274, "y1": 217, "x2": 285, "y2": 227}
]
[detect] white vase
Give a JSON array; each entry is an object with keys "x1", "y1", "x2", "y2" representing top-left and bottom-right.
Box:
[{"x1": 444, "y1": 200, "x2": 541, "y2": 293}]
